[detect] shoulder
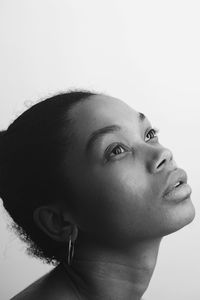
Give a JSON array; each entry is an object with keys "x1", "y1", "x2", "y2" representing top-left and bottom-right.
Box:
[
  {"x1": 10, "y1": 266, "x2": 78, "y2": 300},
  {"x1": 10, "y1": 272, "x2": 53, "y2": 300},
  {"x1": 10, "y1": 276, "x2": 47, "y2": 300}
]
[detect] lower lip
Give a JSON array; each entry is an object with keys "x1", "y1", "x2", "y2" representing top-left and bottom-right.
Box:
[{"x1": 163, "y1": 183, "x2": 192, "y2": 203}]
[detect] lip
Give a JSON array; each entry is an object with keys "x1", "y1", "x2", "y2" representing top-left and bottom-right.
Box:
[{"x1": 163, "y1": 168, "x2": 192, "y2": 203}]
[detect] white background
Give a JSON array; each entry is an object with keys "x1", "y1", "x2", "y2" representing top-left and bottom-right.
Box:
[{"x1": 0, "y1": 1, "x2": 200, "y2": 299}]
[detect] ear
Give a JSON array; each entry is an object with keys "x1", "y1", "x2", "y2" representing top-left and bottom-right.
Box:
[{"x1": 33, "y1": 205, "x2": 78, "y2": 243}]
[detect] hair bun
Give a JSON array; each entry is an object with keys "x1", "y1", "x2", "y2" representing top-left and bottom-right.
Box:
[
  {"x1": 0, "y1": 130, "x2": 6, "y2": 144},
  {"x1": 0, "y1": 130, "x2": 6, "y2": 136},
  {"x1": 0, "y1": 131, "x2": 5, "y2": 195},
  {"x1": 0, "y1": 129, "x2": 6, "y2": 147}
]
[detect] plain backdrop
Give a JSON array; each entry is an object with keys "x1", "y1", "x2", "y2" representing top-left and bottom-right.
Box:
[{"x1": 0, "y1": 1, "x2": 200, "y2": 299}]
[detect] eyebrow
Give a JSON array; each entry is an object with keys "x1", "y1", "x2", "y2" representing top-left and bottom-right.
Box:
[{"x1": 85, "y1": 112, "x2": 146, "y2": 155}]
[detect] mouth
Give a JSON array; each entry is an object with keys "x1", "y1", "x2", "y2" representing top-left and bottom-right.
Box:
[{"x1": 163, "y1": 168, "x2": 192, "y2": 203}]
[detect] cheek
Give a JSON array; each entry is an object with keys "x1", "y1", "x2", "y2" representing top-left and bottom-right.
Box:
[
  {"x1": 79, "y1": 169, "x2": 153, "y2": 233},
  {"x1": 69, "y1": 163, "x2": 166, "y2": 245}
]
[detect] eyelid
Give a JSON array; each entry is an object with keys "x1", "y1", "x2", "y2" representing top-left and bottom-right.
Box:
[
  {"x1": 145, "y1": 127, "x2": 159, "y2": 140},
  {"x1": 104, "y1": 126, "x2": 159, "y2": 163},
  {"x1": 105, "y1": 142, "x2": 129, "y2": 155},
  {"x1": 104, "y1": 142, "x2": 130, "y2": 162}
]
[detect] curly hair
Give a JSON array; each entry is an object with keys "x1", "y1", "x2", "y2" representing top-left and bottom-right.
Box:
[{"x1": 0, "y1": 89, "x2": 98, "y2": 265}]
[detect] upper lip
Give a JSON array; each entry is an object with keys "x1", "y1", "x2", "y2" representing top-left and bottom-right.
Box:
[{"x1": 163, "y1": 168, "x2": 188, "y2": 196}]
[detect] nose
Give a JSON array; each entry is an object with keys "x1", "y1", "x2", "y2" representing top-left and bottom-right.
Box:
[{"x1": 150, "y1": 148, "x2": 177, "y2": 174}]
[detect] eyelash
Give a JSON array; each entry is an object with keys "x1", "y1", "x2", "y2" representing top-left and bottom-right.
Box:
[
  {"x1": 105, "y1": 127, "x2": 159, "y2": 161},
  {"x1": 145, "y1": 127, "x2": 159, "y2": 142}
]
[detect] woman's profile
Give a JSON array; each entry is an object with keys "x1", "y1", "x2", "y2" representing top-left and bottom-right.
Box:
[{"x1": 0, "y1": 90, "x2": 195, "y2": 300}]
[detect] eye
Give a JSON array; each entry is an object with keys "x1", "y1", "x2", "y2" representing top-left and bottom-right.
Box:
[
  {"x1": 105, "y1": 143, "x2": 129, "y2": 161},
  {"x1": 145, "y1": 128, "x2": 159, "y2": 142}
]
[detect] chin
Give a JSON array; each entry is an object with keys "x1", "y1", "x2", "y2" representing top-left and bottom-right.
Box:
[{"x1": 164, "y1": 197, "x2": 196, "y2": 236}]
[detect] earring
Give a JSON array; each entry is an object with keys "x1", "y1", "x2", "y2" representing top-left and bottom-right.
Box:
[{"x1": 67, "y1": 234, "x2": 75, "y2": 266}]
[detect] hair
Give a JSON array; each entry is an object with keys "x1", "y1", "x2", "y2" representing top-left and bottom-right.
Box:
[{"x1": 0, "y1": 89, "x2": 98, "y2": 265}]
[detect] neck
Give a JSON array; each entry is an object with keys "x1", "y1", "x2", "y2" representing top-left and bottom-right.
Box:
[{"x1": 61, "y1": 237, "x2": 162, "y2": 300}]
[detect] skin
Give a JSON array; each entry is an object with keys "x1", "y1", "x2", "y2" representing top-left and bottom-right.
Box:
[{"x1": 12, "y1": 95, "x2": 195, "y2": 300}]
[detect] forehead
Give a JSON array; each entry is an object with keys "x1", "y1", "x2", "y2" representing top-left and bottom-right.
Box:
[
  {"x1": 70, "y1": 95, "x2": 139, "y2": 129},
  {"x1": 67, "y1": 95, "x2": 149, "y2": 158}
]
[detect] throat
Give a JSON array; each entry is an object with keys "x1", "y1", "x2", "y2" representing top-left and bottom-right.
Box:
[{"x1": 61, "y1": 238, "x2": 161, "y2": 300}]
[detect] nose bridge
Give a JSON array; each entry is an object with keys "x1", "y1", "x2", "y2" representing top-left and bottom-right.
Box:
[{"x1": 141, "y1": 143, "x2": 176, "y2": 174}]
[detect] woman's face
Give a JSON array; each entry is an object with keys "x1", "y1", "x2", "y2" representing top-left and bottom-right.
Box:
[{"x1": 64, "y1": 95, "x2": 195, "y2": 250}]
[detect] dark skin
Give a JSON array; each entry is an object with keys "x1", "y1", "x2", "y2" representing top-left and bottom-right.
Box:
[{"x1": 12, "y1": 95, "x2": 195, "y2": 300}]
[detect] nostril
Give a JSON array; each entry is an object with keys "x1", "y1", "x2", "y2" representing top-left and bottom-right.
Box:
[{"x1": 157, "y1": 159, "x2": 166, "y2": 169}]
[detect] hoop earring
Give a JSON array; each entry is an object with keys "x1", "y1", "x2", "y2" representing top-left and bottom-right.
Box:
[{"x1": 67, "y1": 234, "x2": 74, "y2": 266}]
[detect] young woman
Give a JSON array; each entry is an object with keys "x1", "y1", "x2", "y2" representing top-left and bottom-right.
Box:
[{"x1": 0, "y1": 91, "x2": 195, "y2": 300}]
